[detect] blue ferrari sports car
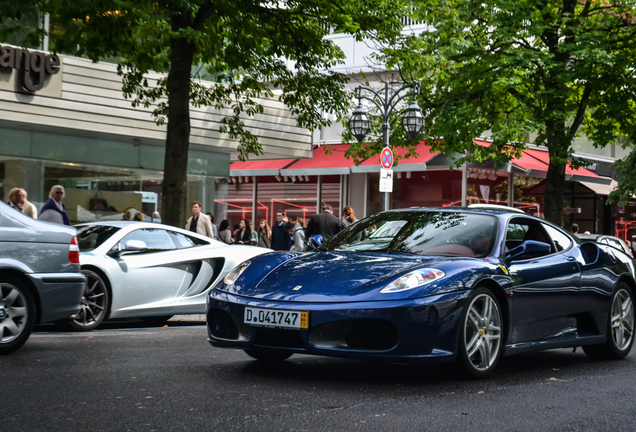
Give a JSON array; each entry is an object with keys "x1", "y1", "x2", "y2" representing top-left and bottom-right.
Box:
[{"x1": 206, "y1": 207, "x2": 635, "y2": 378}]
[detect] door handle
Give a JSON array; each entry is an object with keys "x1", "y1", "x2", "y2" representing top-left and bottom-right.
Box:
[{"x1": 566, "y1": 256, "x2": 576, "y2": 262}]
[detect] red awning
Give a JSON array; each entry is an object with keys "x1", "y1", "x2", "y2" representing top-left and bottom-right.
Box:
[
  {"x1": 280, "y1": 144, "x2": 352, "y2": 176},
  {"x1": 516, "y1": 148, "x2": 610, "y2": 184},
  {"x1": 351, "y1": 142, "x2": 439, "y2": 173},
  {"x1": 230, "y1": 159, "x2": 296, "y2": 176}
]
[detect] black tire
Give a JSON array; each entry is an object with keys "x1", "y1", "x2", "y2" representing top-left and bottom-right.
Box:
[
  {"x1": 58, "y1": 269, "x2": 110, "y2": 332},
  {"x1": 140, "y1": 315, "x2": 173, "y2": 325},
  {"x1": 0, "y1": 275, "x2": 36, "y2": 355},
  {"x1": 456, "y1": 287, "x2": 504, "y2": 379},
  {"x1": 583, "y1": 284, "x2": 634, "y2": 360},
  {"x1": 244, "y1": 349, "x2": 293, "y2": 363}
]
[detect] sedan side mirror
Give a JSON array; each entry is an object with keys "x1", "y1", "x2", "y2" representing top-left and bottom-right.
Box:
[
  {"x1": 108, "y1": 240, "x2": 147, "y2": 258},
  {"x1": 505, "y1": 240, "x2": 551, "y2": 261}
]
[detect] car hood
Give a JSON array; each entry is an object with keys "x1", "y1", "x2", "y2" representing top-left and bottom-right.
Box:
[{"x1": 227, "y1": 251, "x2": 490, "y2": 302}]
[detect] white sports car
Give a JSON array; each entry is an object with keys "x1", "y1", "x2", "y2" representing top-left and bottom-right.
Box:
[{"x1": 63, "y1": 221, "x2": 268, "y2": 331}]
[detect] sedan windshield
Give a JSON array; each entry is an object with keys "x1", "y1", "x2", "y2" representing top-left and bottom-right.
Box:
[
  {"x1": 76, "y1": 225, "x2": 121, "y2": 252},
  {"x1": 324, "y1": 211, "x2": 497, "y2": 258}
]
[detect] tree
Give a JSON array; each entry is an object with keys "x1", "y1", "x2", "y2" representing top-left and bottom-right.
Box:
[
  {"x1": 1, "y1": 0, "x2": 406, "y2": 227},
  {"x1": 366, "y1": 0, "x2": 636, "y2": 225}
]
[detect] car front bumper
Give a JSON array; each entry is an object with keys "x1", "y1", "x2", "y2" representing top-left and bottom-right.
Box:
[
  {"x1": 27, "y1": 272, "x2": 86, "y2": 324},
  {"x1": 207, "y1": 288, "x2": 471, "y2": 364}
]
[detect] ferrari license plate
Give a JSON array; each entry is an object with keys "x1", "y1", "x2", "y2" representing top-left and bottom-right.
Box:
[{"x1": 244, "y1": 307, "x2": 308, "y2": 329}]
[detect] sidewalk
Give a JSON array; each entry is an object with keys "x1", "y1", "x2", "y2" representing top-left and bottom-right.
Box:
[{"x1": 169, "y1": 314, "x2": 206, "y2": 322}]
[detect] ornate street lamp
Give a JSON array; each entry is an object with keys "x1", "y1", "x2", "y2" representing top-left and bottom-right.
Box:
[
  {"x1": 348, "y1": 81, "x2": 424, "y2": 210},
  {"x1": 402, "y1": 100, "x2": 425, "y2": 141},
  {"x1": 348, "y1": 103, "x2": 371, "y2": 143}
]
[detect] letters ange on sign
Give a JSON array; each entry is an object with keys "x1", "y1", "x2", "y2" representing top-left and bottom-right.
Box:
[{"x1": 0, "y1": 44, "x2": 61, "y2": 92}]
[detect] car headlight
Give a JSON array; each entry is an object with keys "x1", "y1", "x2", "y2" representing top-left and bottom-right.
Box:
[
  {"x1": 223, "y1": 261, "x2": 251, "y2": 285},
  {"x1": 380, "y1": 268, "x2": 445, "y2": 293}
]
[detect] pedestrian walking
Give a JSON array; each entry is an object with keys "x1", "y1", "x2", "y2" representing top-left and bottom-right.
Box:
[
  {"x1": 218, "y1": 220, "x2": 232, "y2": 244},
  {"x1": 7, "y1": 188, "x2": 37, "y2": 219},
  {"x1": 271, "y1": 211, "x2": 292, "y2": 250},
  {"x1": 185, "y1": 201, "x2": 214, "y2": 237},
  {"x1": 248, "y1": 220, "x2": 258, "y2": 245},
  {"x1": 232, "y1": 219, "x2": 252, "y2": 244},
  {"x1": 287, "y1": 217, "x2": 306, "y2": 252},
  {"x1": 342, "y1": 206, "x2": 362, "y2": 241},
  {"x1": 257, "y1": 219, "x2": 272, "y2": 248},
  {"x1": 571, "y1": 223, "x2": 579, "y2": 235},
  {"x1": 341, "y1": 206, "x2": 358, "y2": 228},
  {"x1": 305, "y1": 204, "x2": 341, "y2": 242},
  {"x1": 40, "y1": 185, "x2": 70, "y2": 225},
  {"x1": 206, "y1": 212, "x2": 218, "y2": 240}
]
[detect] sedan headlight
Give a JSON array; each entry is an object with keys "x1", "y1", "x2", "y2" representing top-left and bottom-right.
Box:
[
  {"x1": 223, "y1": 261, "x2": 251, "y2": 285},
  {"x1": 380, "y1": 268, "x2": 445, "y2": 293}
]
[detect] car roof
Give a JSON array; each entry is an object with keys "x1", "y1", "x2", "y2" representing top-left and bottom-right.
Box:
[
  {"x1": 467, "y1": 204, "x2": 526, "y2": 213},
  {"x1": 74, "y1": 221, "x2": 216, "y2": 244}
]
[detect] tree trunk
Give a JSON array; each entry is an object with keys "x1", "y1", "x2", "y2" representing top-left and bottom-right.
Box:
[
  {"x1": 544, "y1": 145, "x2": 566, "y2": 226},
  {"x1": 161, "y1": 35, "x2": 195, "y2": 227}
]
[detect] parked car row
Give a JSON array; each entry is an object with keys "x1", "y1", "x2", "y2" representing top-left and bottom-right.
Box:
[{"x1": 3, "y1": 201, "x2": 635, "y2": 380}]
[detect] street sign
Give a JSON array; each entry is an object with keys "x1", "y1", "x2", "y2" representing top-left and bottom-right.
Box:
[
  {"x1": 380, "y1": 148, "x2": 394, "y2": 170},
  {"x1": 563, "y1": 208, "x2": 581, "y2": 214},
  {"x1": 380, "y1": 168, "x2": 393, "y2": 192}
]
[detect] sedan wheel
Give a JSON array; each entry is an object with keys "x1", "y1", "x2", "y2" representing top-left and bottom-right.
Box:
[
  {"x1": 62, "y1": 270, "x2": 110, "y2": 332},
  {"x1": 0, "y1": 276, "x2": 35, "y2": 355},
  {"x1": 458, "y1": 288, "x2": 503, "y2": 378},
  {"x1": 583, "y1": 284, "x2": 634, "y2": 359}
]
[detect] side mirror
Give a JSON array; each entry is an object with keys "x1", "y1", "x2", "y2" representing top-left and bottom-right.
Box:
[
  {"x1": 505, "y1": 240, "x2": 551, "y2": 261},
  {"x1": 307, "y1": 235, "x2": 324, "y2": 251},
  {"x1": 108, "y1": 240, "x2": 147, "y2": 258}
]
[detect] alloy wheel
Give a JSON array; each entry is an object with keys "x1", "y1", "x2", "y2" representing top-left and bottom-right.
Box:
[
  {"x1": 0, "y1": 282, "x2": 29, "y2": 344},
  {"x1": 464, "y1": 293, "x2": 502, "y2": 372},
  {"x1": 610, "y1": 288, "x2": 634, "y2": 351},
  {"x1": 69, "y1": 270, "x2": 109, "y2": 331}
]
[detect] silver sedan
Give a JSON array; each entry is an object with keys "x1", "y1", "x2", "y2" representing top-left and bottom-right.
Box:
[{"x1": 62, "y1": 221, "x2": 269, "y2": 331}]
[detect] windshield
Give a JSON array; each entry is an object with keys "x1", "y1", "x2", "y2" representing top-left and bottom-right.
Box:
[
  {"x1": 76, "y1": 225, "x2": 121, "y2": 252},
  {"x1": 323, "y1": 211, "x2": 497, "y2": 258}
]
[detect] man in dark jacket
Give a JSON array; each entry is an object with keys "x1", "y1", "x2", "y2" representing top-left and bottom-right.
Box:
[
  {"x1": 271, "y1": 211, "x2": 292, "y2": 250},
  {"x1": 305, "y1": 204, "x2": 342, "y2": 242}
]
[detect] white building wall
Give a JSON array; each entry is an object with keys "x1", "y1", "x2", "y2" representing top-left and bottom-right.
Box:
[{"x1": 0, "y1": 54, "x2": 313, "y2": 160}]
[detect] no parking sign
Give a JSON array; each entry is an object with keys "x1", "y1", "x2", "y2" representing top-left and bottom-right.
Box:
[{"x1": 380, "y1": 147, "x2": 393, "y2": 169}]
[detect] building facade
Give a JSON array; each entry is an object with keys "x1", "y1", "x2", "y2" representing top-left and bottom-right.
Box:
[{"x1": 0, "y1": 46, "x2": 312, "y2": 223}]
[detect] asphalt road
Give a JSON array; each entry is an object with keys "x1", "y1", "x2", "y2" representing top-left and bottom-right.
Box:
[{"x1": 2, "y1": 320, "x2": 636, "y2": 432}]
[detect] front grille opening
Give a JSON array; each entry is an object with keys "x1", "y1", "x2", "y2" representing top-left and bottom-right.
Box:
[
  {"x1": 254, "y1": 328, "x2": 305, "y2": 349},
  {"x1": 208, "y1": 309, "x2": 239, "y2": 340},
  {"x1": 309, "y1": 319, "x2": 398, "y2": 351}
]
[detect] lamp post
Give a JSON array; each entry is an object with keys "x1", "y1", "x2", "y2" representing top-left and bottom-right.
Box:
[{"x1": 348, "y1": 81, "x2": 424, "y2": 212}]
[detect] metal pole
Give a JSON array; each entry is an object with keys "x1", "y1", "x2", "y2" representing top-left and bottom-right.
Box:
[
  {"x1": 381, "y1": 83, "x2": 390, "y2": 212},
  {"x1": 461, "y1": 161, "x2": 468, "y2": 207},
  {"x1": 42, "y1": 14, "x2": 50, "y2": 52},
  {"x1": 381, "y1": 123, "x2": 390, "y2": 212},
  {"x1": 316, "y1": 175, "x2": 323, "y2": 214},
  {"x1": 252, "y1": 176, "x2": 258, "y2": 229},
  {"x1": 508, "y1": 172, "x2": 514, "y2": 207}
]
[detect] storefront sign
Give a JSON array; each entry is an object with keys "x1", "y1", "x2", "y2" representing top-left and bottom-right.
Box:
[
  {"x1": 563, "y1": 208, "x2": 581, "y2": 214},
  {"x1": 0, "y1": 44, "x2": 60, "y2": 92}
]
